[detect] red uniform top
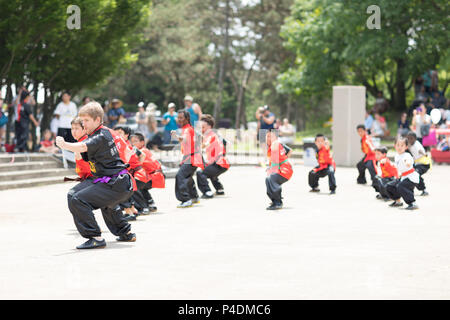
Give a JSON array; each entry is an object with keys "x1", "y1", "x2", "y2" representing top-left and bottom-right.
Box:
[
  {"x1": 267, "y1": 140, "x2": 293, "y2": 180},
  {"x1": 314, "y1": 146, "x2": 336, "y2": 172},
  {"x1": 361, "y1": 134, "x2": 376, "y2": 162},
  {"x1": 140, "y1": 147, "x2": 165, "y2": 188},
  {"x1": 75, "y1": 135, "x2": 92, "y2": 180},
  {"x1": 203, "y1": 130, "x2": 230, "y2": 169},
  {"x1": 378, "y1": 156, "x2": 398, "y2": 178},
  {"x1": 180, "y1": 124, "x2": 204, "y2": 169}
]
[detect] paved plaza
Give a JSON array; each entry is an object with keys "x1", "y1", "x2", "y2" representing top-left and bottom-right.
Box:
[{"x1": 0, "y1": 164, "x2": 449, "y2": 299}]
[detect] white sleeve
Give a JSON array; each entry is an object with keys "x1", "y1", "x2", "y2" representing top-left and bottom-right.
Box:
[{"x1": 54, "y1": 103, "x2": 61, "y2": 115}]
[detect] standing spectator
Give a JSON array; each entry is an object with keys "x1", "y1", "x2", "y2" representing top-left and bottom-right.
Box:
[
  {"x1": 0, "y1": 97, "x2": 8, "y2": 151},
  {"x1": 365, "y1": 110, "x2": 374, "y2": 135},
  {"x1": 162, "y1": 102, "x2": 178, "y2": 144},
  {"x1": 107, "y1": 98, "x2": 125, "y2": 128},
  {"x1": 184, "y1": 95, "x2": 202, "y2": 127},
  {"x1": 258, "y1": 105, "x2": 276, "y2": 145},
  {"x1": 14, "y1": 89, "x2": 40, "y2": 152},
  {"x1": 397, "y1": 112, "x2": 410, "y2": 137},
  {"x1": 422, "y1": 70, "x2": 432, "y2": 96},
  {"x1": 374, "y1": 91, "x2": 389, "y2": 114},
  {"x1": 413, "y1": 75, "x2": 424, "y2": 97},
  {"x1": 135, "y1": 102, "x2": 149, "y2": 137},
  {"x1": 431, "y1": 70, "x2": 439, "y2": 93},
  {"x1": 54, "y1": 92, "x2": 77, "y2": 142},
  {"x1": 279, "y1": 118, "x2": 295, "y2": 145},
  {"x1": 49, "y1": 114, "x2": 59, "y2": 139},
  {"x1": 145, "y1": 103, "x2": 158, "y2": 141},
  {"x1": 411, "y1": 104, "x2": 431, "y2": 144}
]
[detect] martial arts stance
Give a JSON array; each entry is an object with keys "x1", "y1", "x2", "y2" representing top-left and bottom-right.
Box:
[
  {"x1": 356, "y1": 124, "x2": 377, "y2": 185},
  {"x1": 56, "y1": 102, "x2": 137, "y2": 249},
  {"x1": 406, "y1": 131, "x2": 431, "y2": 196},
  {"x1": 196, "y1": 114, "x2": 230, "y2": 198},
  {"x1": 70, "y1": 117, "x2": 91, "y2": 181},
  {"x1": 308, "y1": 134, "x2": 336, "y2": 194},
  {"x1": 171, "y1": 110, "x2": 204, "y2": 208},
  {"x1": 372, "y1": 147, "x2": 398, "y2": 201},
  {"x1": 386, "y1": 136, "x2": 420, "y2": 210},
  {"x1": 130, "y1": 132, "x2": 165, "y2": 212},
  {"x1": 265, "y1": 130, "x2": 293, "y2": 210}
]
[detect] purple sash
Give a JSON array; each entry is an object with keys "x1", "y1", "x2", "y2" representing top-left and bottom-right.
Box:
[{"x1": 93, "y1": 169, "x2": 128, "y2": 184}]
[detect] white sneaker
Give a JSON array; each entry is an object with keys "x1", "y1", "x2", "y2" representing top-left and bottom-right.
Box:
[
  {"x1": 206, "y1": 191, "x2": 214, "y2": 197},
  {"x1": 177, "y1": 200, "x2": 193, "y2": 208}
]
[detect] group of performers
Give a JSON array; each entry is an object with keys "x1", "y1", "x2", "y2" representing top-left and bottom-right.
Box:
[
  {"x1": 355, "y1": 124, "x2": 431, "y2": 210},
  {"x1": 56, "y1": 102, "x2": 231, "y2": 249},
  {"x1": 54, "y1": 101, "x2": 431, "y2": 250}
]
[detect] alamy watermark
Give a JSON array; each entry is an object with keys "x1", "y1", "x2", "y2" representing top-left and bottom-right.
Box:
[
  {"x1": 366, "y1": 5, "x2": 381, "y2": 30},
  {"x1": 66, "y1": 5, "x2": 81, "y2": 30}
]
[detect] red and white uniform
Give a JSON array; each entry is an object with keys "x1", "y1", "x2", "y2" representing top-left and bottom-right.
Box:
[
  {"x1": 75, "y1": 135, "x2": 92, "y2": 180},
  {"x1": 203, "y1": 130, "x2": 230, "y2": 169},
  {"x1": 140, "y1": 147, "x2": 165, "y2": 188},
  {"x1": 361, "y1": 134, "x2": 376, "y2": 162},
  {"x1": 378, "y1": 156, "x2": 398, "y2": 178},
  {"x1": 180, "y1": 124, "x2": 204, "y2": 169},
  {"x1": 267, "y1": 140, "x2": 293, "y2": 180}
]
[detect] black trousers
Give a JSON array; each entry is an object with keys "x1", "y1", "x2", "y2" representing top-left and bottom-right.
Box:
[
  {"x1": 175, "y1": 163, "x2": 199, "y2": 202},
  {"x1": 357, "y1": 157, "x2": 377, "y2": 185},
  {"x1": 196, "y1": 163, "x2": 228, "y2": 194},
  {"x1": 136, "y1": 180, "x2": 154, "y2": 205},
  {"x1": 67, "y1": 175, "x2": 133, "y2": 239},
  {"x1": 414, "y1": 164, "x2": 430, "y2": 191},
  {"x1": 373, "y1": 176, "x2": 395, "y2": 198},
  {"x1": 308, "y1": 165, "x2": 336, "y2": 191},
  {"x1": 386, "y1": 178, "x2": 417, "y2": 205},
  {"x1": 14, "y1": 121, "x2": 29, "y2": 152},
  {"x1": 57, "y1": 127, "x2": 76, "y2": 143},
  {"x1": 266, "y1": 173, "x2": 288, "y2": 204}
]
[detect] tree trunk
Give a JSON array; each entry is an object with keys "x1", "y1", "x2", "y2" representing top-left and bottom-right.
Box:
[
  {"x1": 213, "y1": 0, "x2": 230, "y2": 125},
  {"x1": 394, "y1": 58, "x2": 407, "y2": 110}
]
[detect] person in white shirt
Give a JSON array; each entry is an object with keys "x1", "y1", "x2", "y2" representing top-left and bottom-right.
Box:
[
  {"x1": 407, "y1": 131, "x2": 431, "y2": 196},
  {"x1": 54, "y1": 92, "x2": 78, "y2": 142},
  {"x1": 410, "y1": 104, "x2": 431, "y2": 144},
  {"x1": 386, "y1": 136, "x2": 419, "y2": 210}
]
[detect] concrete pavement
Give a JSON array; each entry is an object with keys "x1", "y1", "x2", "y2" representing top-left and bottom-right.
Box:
[{"x1": 0, "y1": 164, "x2": 449, "y2": 299}]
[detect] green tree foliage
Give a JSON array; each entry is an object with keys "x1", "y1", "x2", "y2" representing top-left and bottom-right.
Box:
[{"x1": 279, "y1": 0, "x2": 449, "y2": 110}]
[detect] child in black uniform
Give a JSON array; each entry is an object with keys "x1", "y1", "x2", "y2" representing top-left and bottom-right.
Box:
[{"x1": 56, "y1": 102, "x2": 137, "y2": 249}]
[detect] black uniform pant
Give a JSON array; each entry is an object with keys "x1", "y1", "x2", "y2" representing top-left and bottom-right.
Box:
[
  {"x1": 386, "y1": 178, "x2": 417, "y2": 205},
  {"x1": 357, "y1": 157, "x2": 377, "y2": 185},
  {"x1": 196, "y1": 163, "x2": 228, "y2": 194},
  {"x1": 14, "y1": 121, "x2": 29, "y2": 152},
  {"x1": 175, "y1": 163, "x2": 199, "y2": 202},
  {"x1": 266, "y1": 173, "x2": 288, "y2": 204},
  {"x1": 373, "y1": 176, "x2": 395, "y2": 198},
  {"x1": 308, "y1": 165, "x2": 336, "y2": 191},
  {"x1": 136, "y1": 180, "x2": 154, "y2": 206},
  {"x1": 67, "y1": 175, "x2": 133, "y2": 239},
  {"x1": 414, "y1": 164, "x2": 430, "y2": 191}
]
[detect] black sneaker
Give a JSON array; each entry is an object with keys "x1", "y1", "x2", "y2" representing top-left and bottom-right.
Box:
[
  {"x1": 420, "y1": 191, "x2": 429, "y2": 196},
  {"x1": 357, "y1": 181, "x2": 367, "y2": 185},
  {"x1": 76, "y1": 238, "x2": 106, "y2": 249},
  {"x1": 266, "y1": 202, "x2": 283, "y2": 210},
  {"x1": 376, "y1": 194, "x2": 383, "y2": 200},
  {"x1": 116, "y1": 233, "x2": 137, "y2": 242},
  {"x1": 309, "y1": 188, "x2": 320, "y2": 193},
  {"x1": 215, "y1": 190, "x2": 225, "y2": 196},
  {"x1": 201, "y1": 191, "x2": 214, "y2": 199},
  {"x1": 389, "y1": 201, "x2": 403, "y2": 207},
  {"x1": 405, "y1": 203, "x2": 419, "y2": 210},
  {"x1": 330, "y1": 190, "x2": 336, "y2": 195},
  {"x1": 148, "y1": 205, "x2": 157, "y2": 212},
  {"x1": 140, "y1": 208, "x2": 151, "y2": 216},
  {"x1": 123, "y1": 214, "x2": 137, "y2": 221}
]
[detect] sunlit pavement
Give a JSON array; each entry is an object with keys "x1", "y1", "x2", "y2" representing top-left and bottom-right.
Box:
[{"x1": 0, "y1": 164, "x2": 449, "y2": 299}]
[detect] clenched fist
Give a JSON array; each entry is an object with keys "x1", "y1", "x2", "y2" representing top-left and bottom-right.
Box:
[{"x1": 55, "y1": 136, "x2": 66, "y2": 149}]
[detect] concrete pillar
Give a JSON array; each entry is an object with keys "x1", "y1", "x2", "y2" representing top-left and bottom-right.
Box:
[{"x1": 332, "y1": 86, "x2": 366, "y2": 167}]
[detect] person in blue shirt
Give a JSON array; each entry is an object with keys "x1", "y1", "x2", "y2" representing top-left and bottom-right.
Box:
[
  {"x1": 184, "y1": 95, "x2": 202, "y2": 127},
  {"x1": 162, "y1": 102, "x2": 178, "y2": 144},
  {"x1": 364, "y1": 110, "x2": 374, "y2": 135},
  {"x1": 107, "y1": 99, "x2": 125, "y2": 128}
]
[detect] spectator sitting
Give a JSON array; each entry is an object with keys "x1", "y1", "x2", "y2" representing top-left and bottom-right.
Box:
[
  {"x1": 279, "y1": 118, "x2": 295, "y2": 145},
  {"x1": 397, "y1": 112, "x2": 409, "y2": 137},
  {"x1": 371, "y1": 113, "x2": 389, "y2": 138},
  {"x1": 437, "y1": 136, "x2": 449, "y2": 152},
  {"x1": 365, "y1": 110, "x2": 374, "y2": 135},
  {"x1": 39, "y1": 129, "x2": 59, "y2": 154},
  {"x1": 431, "y1": 91, "x2": 446, "y2": 109}
]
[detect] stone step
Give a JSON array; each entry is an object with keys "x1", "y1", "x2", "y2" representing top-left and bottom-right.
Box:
[
  {"x1": 0, "y1": 161, "x2": 61, "y2": 173},
  {"x1": 0, "y1": 168, "x2": 74, "y2": 182},
  {"x1": 0, "y1": 153, "x2": 59, "y2": 163},
  {"x1": 0, "y1": 176, "x2": 70, "y2": 191}
]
